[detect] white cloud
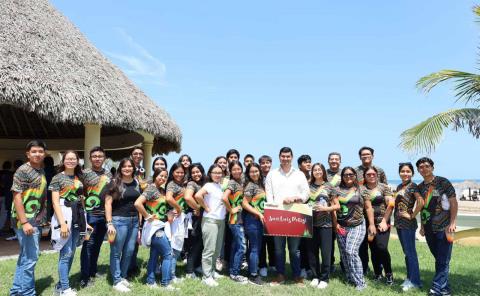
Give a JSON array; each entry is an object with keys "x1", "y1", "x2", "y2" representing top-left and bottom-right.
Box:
[{"x1": 106, "y1": 28, "x2": 167, "y2": 86}]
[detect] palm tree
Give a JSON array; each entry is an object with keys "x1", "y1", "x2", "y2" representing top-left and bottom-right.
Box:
[{"x1": 400, "y1": 6, "x2": 480, "y2": 154}]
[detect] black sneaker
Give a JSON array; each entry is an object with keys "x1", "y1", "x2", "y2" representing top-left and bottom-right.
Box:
[
  {"x1": 248, "y1": 275, "x2": 264, "y2": 286},
  {"x1": 79, "y1": 279, "x2": 90, "y2": 288},
  {"x1": 385, "y1": 273, "x2": 393, "y2": 285},
  {"x1": 373, "y1": 274, "x2": 383, "y2": 282}
]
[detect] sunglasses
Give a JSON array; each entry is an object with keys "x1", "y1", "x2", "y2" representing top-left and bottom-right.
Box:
[{"x1": 343, "y1": 173, "x2": 356, "y2": 178}]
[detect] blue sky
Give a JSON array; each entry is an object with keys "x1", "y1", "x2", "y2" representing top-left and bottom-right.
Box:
[{"x1": 52, "y1": 0, "x2": 480, "y2": 179}]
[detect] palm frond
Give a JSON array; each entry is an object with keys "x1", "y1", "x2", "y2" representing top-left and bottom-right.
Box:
[
  {"x1": 416, "y1": 70, "x2": 480, "y2": 105},
  {"x1": 399, "y1": 108, "x2": 480, "y2": 154}
]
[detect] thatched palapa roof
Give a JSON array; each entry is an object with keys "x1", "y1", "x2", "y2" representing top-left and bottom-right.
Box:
[{"x1": 0, "y1": 0, "x2": 181, "y2": 154}]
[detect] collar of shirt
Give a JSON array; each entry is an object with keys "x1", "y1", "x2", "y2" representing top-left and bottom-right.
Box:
[{"x1": 277, "y1": 166, "x2": 296, "y2": 177}]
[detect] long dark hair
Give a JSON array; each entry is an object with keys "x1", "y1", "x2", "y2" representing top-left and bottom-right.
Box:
[
  {"x1": 310, "y1": 162, "x2": 328, "y2": 185},
  {"x1": 245, "y1": 163, "x2": 264, "y2": 190},
  {"x1": 152, "y1": 167, "x2": 168, "y2": 190},
  {"x1": 228, "y1": 160, "x2": 243, "y2": 182},
  {"x1": 109, "y1": 158, "x2": 136, "y2": 201},
  {"x1": 167, "y1": 162, "x2": 186, "y2": 185},
  {"x1": 152, "y1": 156, "x2": 168, "y2": 172},
  {"x1": 178, "y1": 154, "x2": 192, "y2": 168},
  {"x1": 188, "y1": 163, "x2": 206, "y2": 186},
  {"x1": 214, "y1": 156, "x2": 228, "y2": 176},
  {"x1": 339, "y1": 166, "x2": 358, "y2": 188},
  {"x1": 58, "y1": 150, "x2": 82, "y2": 178}
]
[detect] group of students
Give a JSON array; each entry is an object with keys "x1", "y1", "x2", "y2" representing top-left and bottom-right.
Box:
[{"x1": 8, "y1": 140, "x2": 457, "y2": 296}]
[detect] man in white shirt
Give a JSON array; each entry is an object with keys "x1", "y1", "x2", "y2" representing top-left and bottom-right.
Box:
[{"x1": 265, "y1": 147, "x2": 309, "y2": 286}]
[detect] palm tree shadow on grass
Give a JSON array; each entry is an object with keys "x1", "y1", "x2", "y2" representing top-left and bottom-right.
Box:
[{"x1": 36, "y1": 275, "x2": 54, "y2": 295}]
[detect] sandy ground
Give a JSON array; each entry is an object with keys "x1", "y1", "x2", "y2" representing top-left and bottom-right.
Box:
[{"x1": 458, "y1": 200, "x2": 480, "y2": 215}]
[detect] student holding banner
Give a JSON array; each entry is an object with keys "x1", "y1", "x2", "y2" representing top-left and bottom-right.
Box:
[
  {"x1": 265, "y1": 147, "x2": 310, "y2": 286},
  {"x1": 335, "y1": 167, "x2": 375, "y2": 291}
]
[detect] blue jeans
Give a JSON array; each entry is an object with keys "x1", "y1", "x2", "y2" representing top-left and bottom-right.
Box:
[
  {"x1": 244, "y1": 213, "x2": 263, "y2": 276},
  {"x1": 171, "y1": 248, "x2": 181, "y2": 279},
  {"x1": 110, "y1": 216, "x2": 138, "y2": 285},
  {"x1": 397, "y1": 228, "x2": 421, "y2": 287},
  {"x1": 425, "y1": 226, "x2": 452, "y2": 294},
  {"x1": 147, "y1": 230, "x2": 173, "y2": 286},
  {"x1": 10, "y1": 222, "x2": 40, "y2": 296},
  {"x1": 274, "y1": 235, "x2": 301, "y2": 277},
  {"x1": 57, "y1": 228, "x2": 80, "y2": 291},
  {"x1": 80, "y1": 214, "x2": 107, "y2": 281},
  {"x1": 228, "y1": 223, "x2": 246, "y2": 276}
]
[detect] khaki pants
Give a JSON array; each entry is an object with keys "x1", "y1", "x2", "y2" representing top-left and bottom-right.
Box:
[{"x1": 201, "y1": 217, "x2": 225, "y2": 278}]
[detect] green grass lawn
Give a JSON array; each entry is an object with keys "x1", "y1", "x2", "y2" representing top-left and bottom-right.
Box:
[{"x1": 1, "y1": 238, "x2": 479, "y2": 296}]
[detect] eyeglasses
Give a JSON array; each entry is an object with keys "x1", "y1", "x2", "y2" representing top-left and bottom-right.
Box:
[
  {"x1": 211, "y1": 171, "x2": 223, "y2": 175},
  {"x1": 343, "y1": 173, "x2": 356, "y2": 178}
]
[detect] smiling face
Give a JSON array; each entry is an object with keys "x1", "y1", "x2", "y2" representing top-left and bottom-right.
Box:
[
  {"x1": 90, "y1": 151, "x2": 105, "y2": 170},
  {"x1": 359, "y1": 149, "x2": 373, "y2": 166},
  {"x1": 230, "y1": 164, "x2": 243, "y2": 180},
  {"x1": 210, "y1": 167, "x2": 224, "y2": 183},
  {"x1": 279, "y1": 152, "x2": 292, "y2": 168},
  {"x1": 342, "y1": 169, "x2": 356, "y2": 187},
  {"x1": 191, "y1": 167, "x2": 203, "y2": 182},
  {"x1": 399, "y1": 165, "x2": 413, "y2": 182},
  {"x1": 417, "y1": 161, "x2": 434, "y2": 179},
  {"x1": 63, "y1": 152, "x2": 79, "y2": 170},
  {"x1": 131, "y1": 148, "x2": 144, "y2": 166},
  {"x1": 364, "y1": 168, "x2": 377, "y2": 186},
  {"x1": 300, "y1": 160, "x2": 312, "y2": 173},
  {"x1": 260, "y1": 159, "x2": 272, "y2": 175},
  {"x1": 26, "y1": 146, "x2": 46, "y2": 166},
  {"x1": 154, "y1": 171, "x2": 168, "y2": 187},
  {"x1": 216, "y1": 158, "x2": 228, "y2": 171},
  {"x1": 154, "y1": 159, "x2": 166, "y2": 170},
  {"x1": 181, "y1": 156, "x2": 191, "y2": 168},
  {"x1": 120, "y1": 161, "x2": 135, "y2": 178},
  {"x1": 173, "y1": 167, "x2": 185, "y2": 183},
  {"x1": 311, "y1": 164, "x2": 324, "y2": 182},
  {"x1": 249, "y1": 166, "x2": 261, "y2": 182},
  {"x1": 328, "y1": 154, "x2": 341, "y2": 171}
]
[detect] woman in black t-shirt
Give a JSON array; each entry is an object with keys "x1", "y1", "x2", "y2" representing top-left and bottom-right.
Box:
[{"x1": 105, "y1": 158, "x2": 141, "y2": 293}]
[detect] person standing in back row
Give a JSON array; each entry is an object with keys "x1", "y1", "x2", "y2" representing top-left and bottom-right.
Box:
[
  {"x1": 355, "y1": 146, "x2": 387, "y2": 274},
  {"x1": 266, "y1": 147, "x2": 310, "y2": 286}
]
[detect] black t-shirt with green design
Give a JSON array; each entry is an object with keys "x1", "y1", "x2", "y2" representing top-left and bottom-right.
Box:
[
  {"x1": 82, "y1": 168, "x2": 112, "y2": 216},
  {"x1": 394, "y1": 181, "x2": 419, "y2": 230},
  {"x1": 243, "y1": 182, "x2": 266, "y2": 215},
  {"x1": 335, "y1": 186, "x2": 364, "y2": 227},
  {"x1": 227, "y1": 179, "x2": 243, "y2": 224},
  {"x1": 49, "y1": 173, "x2": 84, "y2": 202},
  {"x1": 361, "y1": 183, "x2": 392, "y2": 226},
  {"x1": 418, "y1": 176, "x2": 456, "y2": 232},
  {"x1": 309, "y1": 183, "x2": 334, "y2": 228},
  {"x1": 143, "y1": 184, "x2": 168, "y2": 222},
  {"x1": 11, "y1": 163, "x2": 48, "y2": 225},
  {"x1": 166, "y1": 181, "x2": 187, "y2": 213}
]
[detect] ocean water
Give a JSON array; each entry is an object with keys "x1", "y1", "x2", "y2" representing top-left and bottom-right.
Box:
[{"x1": 388, "y1": 179, "x2": 480, "y2": 186}]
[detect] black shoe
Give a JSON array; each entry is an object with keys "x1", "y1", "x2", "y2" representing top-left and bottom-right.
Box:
[
  {"x1": 385, "y1": 273, "x2": 393, "y2": 285},
  {"x1": 249, "y1": 275, "x2": 264, "y2": 286},
  {"x1": 373, "y1": 274, "x2": 383, "y2": 282},
  {"x1": 79, "y1": 279, "x2": 90, "y2": 288}
]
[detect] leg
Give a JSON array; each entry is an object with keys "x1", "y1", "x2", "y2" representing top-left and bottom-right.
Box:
[
  {"x1": 229, "y1": 224, "x2": 246, "y2": 276},
  {"x1": 274, "y1": 236, "x2": 287, "y2": 276},
  {"x1": 89, "y1": 215, "x2": 107, "y2": 277},
  {"x1": 306, "y1": 227, "x2": 320, "y2": 279},
  {"x1": 120, "y1": 217, "x2": 138, "y2": 279},
  {"x1": 201, "y1": 218, "x2": 219, "y2": 278},
  {"x1": 359, "y1": 232, "x2": 369, "y2": 274},
  {"x1": 396, "y1": 229, "x2": 410, "y2": 280},
  {"x1": 318, "y1": 227, "x2": 333, "y2": 282},
  {"x1": 345, "y1": 222, "x2": 366, "y2": 288},
  {"x1": 287, "y1": 237, "x2": 301, "y2": 278},
  {"x1": 110, "y1": 217, "x2": 128, "y2": 285},
  {"x1": 58, "y1": 228, "x2": 80, "y2": 291},
  {"x1": 369, "y1": 235, "x2": 382, "y2": 276},
  {"x1": 146, "y1": 236, "x2": 160, "y2": 285},
  {"x1": 336, "y1": 228, "x2": 352, "y2": 283},
  {"x1": 376, "y1": 230, "x2": 392, "y2": 275},
  {"x1": 213, "y1": 219, "x2": 225, "y2": 271},
  {"x1": 430, "y1": 230, "x2": 453, "y2": 294}
]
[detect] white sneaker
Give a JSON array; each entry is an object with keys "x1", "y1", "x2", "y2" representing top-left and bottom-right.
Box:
[
  {"x1": 54, "y1": 284, "x2": 62, "y2": 295},
  {"x1": 202, "y1": 277, "x2": 219, "y2": 287},
  {"x1": 186, "y1": 273, "x2": 197, "y2": 279},
  {"x1": 113, "y1": 282, "x2": 130, "y2": 293},
  {"x1": 171, "y1": 277, "x2": 184, "y2": 284},
  {"x1": 147, "y1": 283, "x2": 160, "y2": 289},
  {"x1": 300, "y1": 268, "x2": 307, "y2": 278},
  {"x1": 259, "y1": 267, "x2": 268, "y2": 277},
  {"x1": 402, "y1": 281, "x2": 416, "y2": 292},
  {"x1": 60, "y1": 288, "x2": 77, "y2": 296},
  {"x1": 164, "y1": 285, "x2": 179, "y2": 291},
  {"x1": 213, "y1": 272, "x2": 224, "y2": 279},
  {"x1": 120, "y1": 278, "x2": 132, "y2": 288},
  {"x1": 317, "y1": 281, "x2": 328, "y2": 289},
  {"x1": 400, "y1": 279, "x2": 411, "y2": 287},
  {"x1": 310, "y1": 278, "x2": 319, "y2": 287},
  {"x1": 5, "y1": 234, "x2": 17, "y2": 241}
]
